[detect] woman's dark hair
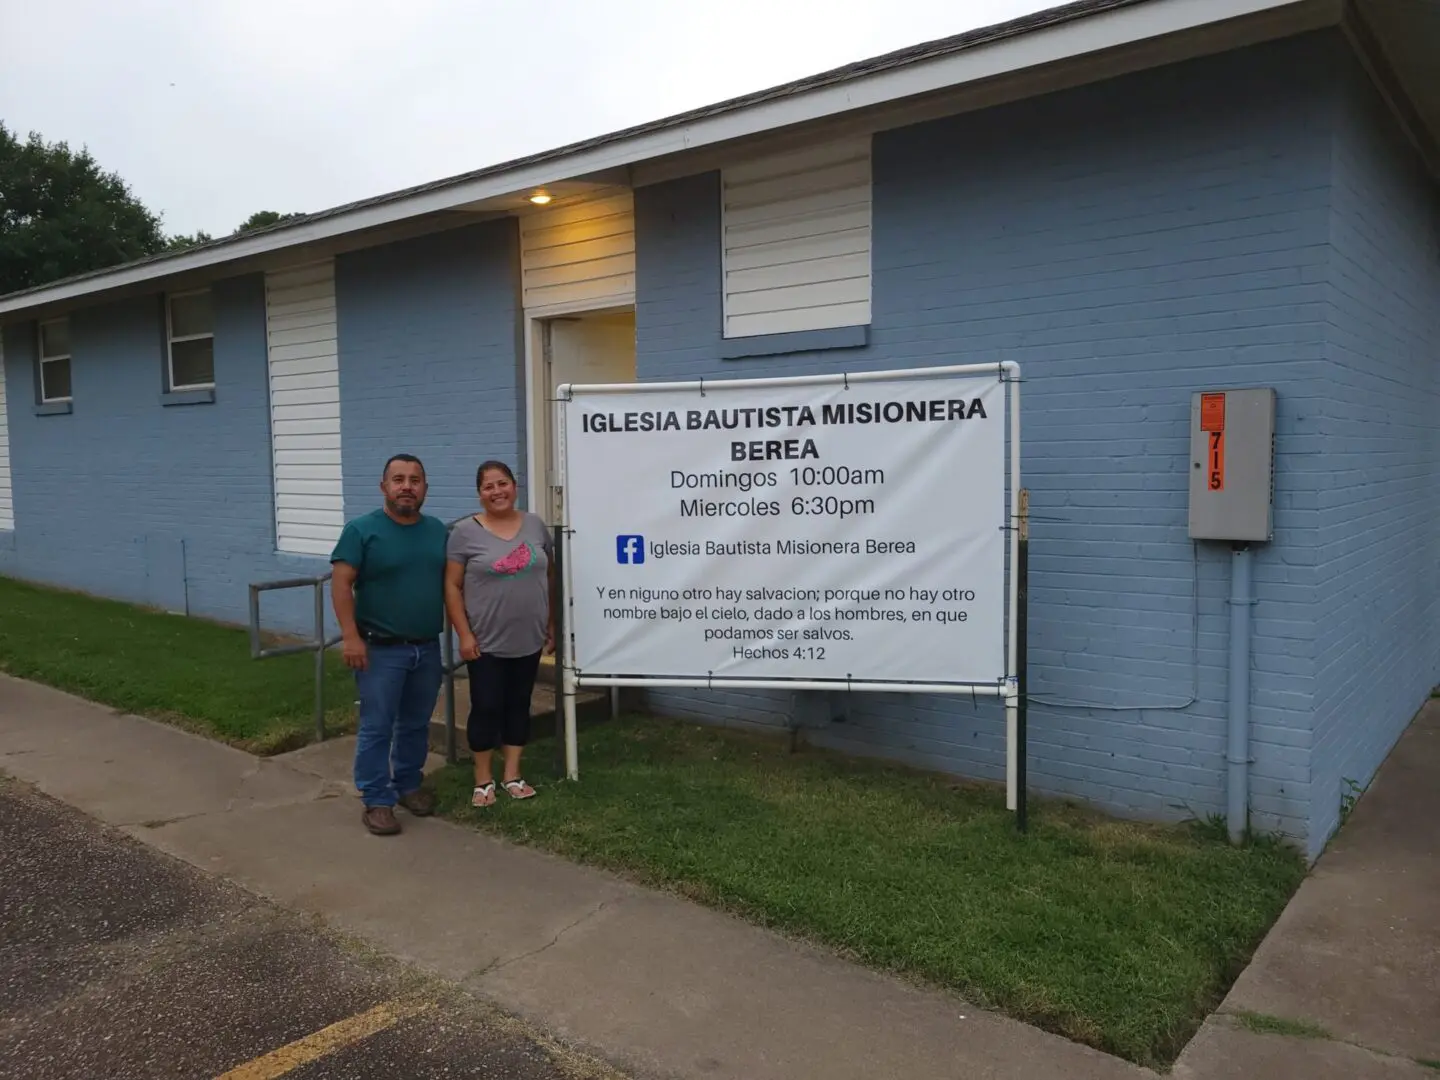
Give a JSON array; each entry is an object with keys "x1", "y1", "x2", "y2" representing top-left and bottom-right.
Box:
[{"x1": 475, "y1": 460, "x2": 516, "y2": 489}]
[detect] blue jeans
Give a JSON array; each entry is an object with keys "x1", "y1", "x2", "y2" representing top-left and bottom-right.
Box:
[{"x1": 353, "y1": 641, "x2": 442, "y2": 807}]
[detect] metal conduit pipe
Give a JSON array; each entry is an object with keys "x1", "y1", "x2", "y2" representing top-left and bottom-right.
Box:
[{"x1": 1227, "y1": 543, "x2": 1255, "y2": 844}]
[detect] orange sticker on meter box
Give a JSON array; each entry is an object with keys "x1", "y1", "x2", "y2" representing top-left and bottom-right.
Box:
[
  {"x1": 1201, "y1": 393, "x2": 1226, "y2": 490},
  {"x1": 1200, "y1": 392, "x2": 1226, "y2": 432}
]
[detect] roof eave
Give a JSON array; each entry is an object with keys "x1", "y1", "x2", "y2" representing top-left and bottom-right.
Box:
[
  {"x1": 1346, "y1": 0, "x2": 1440, "y2": 179},
  {"x1": 0, "y1": 0, "x2": 1329, "y2": 321}
]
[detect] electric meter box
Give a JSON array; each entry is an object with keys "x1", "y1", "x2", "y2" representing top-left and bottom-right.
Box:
[{"x1": 1187, "y1": 387, "x2": 1276, "y2": 542}]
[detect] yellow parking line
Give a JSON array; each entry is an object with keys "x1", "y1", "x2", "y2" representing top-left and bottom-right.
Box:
[{"x1": 215, "y1": 998, "x2": 431, "y2": 1080}]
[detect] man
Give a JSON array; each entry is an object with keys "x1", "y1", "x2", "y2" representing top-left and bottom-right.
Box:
[{"x1": 330, "y1": 453, "x2": 449, "y2": 835}]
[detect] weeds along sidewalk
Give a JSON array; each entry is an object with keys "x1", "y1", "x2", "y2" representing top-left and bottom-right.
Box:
[{"x1": 0, "y1": 574, "x2": 1310, "y2": 1073}]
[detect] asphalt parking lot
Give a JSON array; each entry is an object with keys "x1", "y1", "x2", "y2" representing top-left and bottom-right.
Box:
[{"x1": 0, "y1": 774, "x2": 625, "y2": 1080}]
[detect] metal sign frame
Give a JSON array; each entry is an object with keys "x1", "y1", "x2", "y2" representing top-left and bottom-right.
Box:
[{"x1": 553, "y1": 361, "x2": 1026, "y2": 820}]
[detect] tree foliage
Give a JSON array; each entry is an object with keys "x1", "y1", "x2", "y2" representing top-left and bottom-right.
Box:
[
  {"x1": 163, "y1": 229, "x2": 215, "y2": 251},
  {"x1": 164, "y1": 211, "x2": 305, "y2": 253},
  {"x1": 0, "y1": 122, "x2": 168, "y2": 294},
  {"x1": 1, "y1": 121, "x2": 307, "y2": 291},
  {"x1": 235, "y1": 210, "x2": 304, "y2": 233}
]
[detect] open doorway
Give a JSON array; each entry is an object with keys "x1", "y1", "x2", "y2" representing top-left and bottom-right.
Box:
[{"x1": 530, "y1": 309, "x2": 636, "y2": 524}]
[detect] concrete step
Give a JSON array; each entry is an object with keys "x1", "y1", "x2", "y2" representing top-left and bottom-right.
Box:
[{"x1": 427, "y1": 662, "x2": 614, "y2": 759}]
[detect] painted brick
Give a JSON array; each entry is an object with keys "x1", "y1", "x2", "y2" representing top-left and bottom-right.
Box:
[
  {"x1": 1308, "y1": 50, "x2": 1440, "y2": 857},
  {"x1": 0, "y1": 277, "x2": 329, "y2": 632},
  {"x1": 335, "y1": 221, "x2": 525, "y2": 526},
  {"x1": 634, "y1": 32, "x2": 1346, "y2": 845},
  {"x1": 0, "y1": 221, "x2": 526, "y2": 640}
]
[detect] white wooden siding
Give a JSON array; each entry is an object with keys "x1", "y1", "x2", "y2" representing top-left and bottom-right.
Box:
[
  {"x1": 0, "y1": 336, "x2": 12, "y2": 531},
  {"x1": 265, "y1": 260, "x2": 343, "y2": 556},
  {"x1": 722, "y1": 139, "x2": 872, "y2": 337},
  {"x1": 520, "y1": 191, "x2": 635, "y2": 312}
]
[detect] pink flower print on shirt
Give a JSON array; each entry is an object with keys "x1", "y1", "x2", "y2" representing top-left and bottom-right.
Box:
[{"x1": 488, "y1": 542, "x2": 537, "y2": 576}]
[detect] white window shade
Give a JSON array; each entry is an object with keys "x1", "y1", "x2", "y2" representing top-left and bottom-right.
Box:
[{"x1": 722, "y1": 139, "x2": 872, "y2": 338}]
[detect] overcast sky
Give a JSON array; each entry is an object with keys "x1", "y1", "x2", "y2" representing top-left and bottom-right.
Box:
[{"x1": 1, "y1": 0, "x2": 1056, "y2": 237}]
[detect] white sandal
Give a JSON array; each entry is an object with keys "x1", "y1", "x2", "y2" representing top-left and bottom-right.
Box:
[
  {"x1": 471, "y1": 782, "x2": 496, "y2": 807},
  {"x1": 501, "y1": 777, "x2": 536, "y2": 800}
]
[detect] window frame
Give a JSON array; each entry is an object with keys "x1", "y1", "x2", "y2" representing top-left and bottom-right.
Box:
[
  {"x1": 165, "y1": 287, "x2": 216, "y2": 392},
  {"x1": 37, "y1": 317, "x2": 73, "y2": 404}
]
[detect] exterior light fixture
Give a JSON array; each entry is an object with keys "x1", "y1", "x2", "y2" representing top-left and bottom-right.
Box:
[{"x1": 528, "y1": 192, "x2": 552, "y2": 205}]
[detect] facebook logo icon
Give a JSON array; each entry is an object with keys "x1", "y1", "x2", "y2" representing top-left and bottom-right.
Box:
[{"x1": 615, "y1": 535, "x2": 645, "y2": 565}]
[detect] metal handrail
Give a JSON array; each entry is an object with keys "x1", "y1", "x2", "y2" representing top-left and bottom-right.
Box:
[
  {"x1": 439, "y1": 516, "x2": 468, "y2": 763},
  {"x1": 248, "y1": 572, "x2": 342, "y2": 742},
  {"x1": 247, "y1": 515, "x2": 477, "y2": 759}
]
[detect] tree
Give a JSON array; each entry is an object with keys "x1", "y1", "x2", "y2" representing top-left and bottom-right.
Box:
[
  {"x1": 163, "y1": 211, "x2": 304, "y2": 253},
  {"x1": 0, "y1": 122, "x2": 168, "y2": 294},
  {"x1": 235, "y1": 210, "x2": 304, "y2": 233},
  {"x1": 0, "y1": 119, "x2": 308, "y2": 287},
  {"x1": 164, "y1": 230, "x2": 214, "y2": 252}
]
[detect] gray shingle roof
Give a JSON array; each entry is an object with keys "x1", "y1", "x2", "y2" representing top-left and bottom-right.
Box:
[{"x1": 0, "y1": 0, "x2": 1148, "y2": 305}]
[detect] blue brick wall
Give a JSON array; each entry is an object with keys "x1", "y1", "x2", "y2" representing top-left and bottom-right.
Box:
[
  {"x1": 1308, "y1": 54, "x2": 1440, "y2": 855},
  {"x1": 0, "y1": 276, "x2": 329, "y2": 631},
  {"x1": 0, "y1": 219, "x2": 527, "y2": 639},
  {"x1": 635, "y1": 32, "x2": 1345, "y2": 843},
  {"x1": 335, "y1": 221, "x2": 525, "y2": 527}
]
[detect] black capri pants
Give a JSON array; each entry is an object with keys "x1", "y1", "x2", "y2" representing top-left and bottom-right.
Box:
[{"x1": 466, "y1": 651, "x2": 542, "y2": 752}]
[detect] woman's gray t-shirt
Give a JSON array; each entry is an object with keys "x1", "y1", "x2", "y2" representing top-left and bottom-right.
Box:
[{"x1": 446, "y1": 513, "x2": 553, "y2": 657}]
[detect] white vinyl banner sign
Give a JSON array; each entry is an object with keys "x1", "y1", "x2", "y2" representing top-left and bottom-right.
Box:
[{"x1": 561, "y1": 369, "x2": 1007, "y2": 686}]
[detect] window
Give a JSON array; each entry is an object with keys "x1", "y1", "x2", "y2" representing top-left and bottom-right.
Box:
[
  {"x1": 38, "y1": 318, "x2": 72, "y2": 403},
  {"x1": 721, "y1": 138, "x2": 872, "y2": 338},
  {"x1": 166, "y1": 289, "x2": 215, "y2": 390}
]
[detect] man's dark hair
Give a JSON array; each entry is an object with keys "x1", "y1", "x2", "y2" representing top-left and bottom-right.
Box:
[
  {"x1": 475, "y1": 460, "x2": 516, "y2": 488},
  {"x1": 382, "y1": 453, "x2": 426, "y2": 480}
]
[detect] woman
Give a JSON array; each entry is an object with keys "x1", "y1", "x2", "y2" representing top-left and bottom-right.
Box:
[{"x1": 445, "y1": 460, "x2": 555, "y2": 807}]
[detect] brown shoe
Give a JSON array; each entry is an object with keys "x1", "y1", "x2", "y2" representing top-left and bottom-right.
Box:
[
  {"x1": 362, "y1": 805, "x2": 401, "y2": 835},
  {"x1": 398, "y1": 788, "x2": 435, "y2": 817}
]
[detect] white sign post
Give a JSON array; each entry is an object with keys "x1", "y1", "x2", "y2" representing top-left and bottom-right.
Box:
[{"x1": 555, "y1": 363, "x2": 1022, "y2": 809}]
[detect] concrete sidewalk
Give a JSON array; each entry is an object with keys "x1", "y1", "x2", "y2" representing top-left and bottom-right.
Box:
[
  {"x1": 0, "y1": 674, "x2": 1146, "y2": 1080},
  {"x1": 2, "y1": 673, "x2": 1436, "y2": 1079},
  {"x1": 1171, "y1": 698, "x2": 1440, "y2": 1079}
]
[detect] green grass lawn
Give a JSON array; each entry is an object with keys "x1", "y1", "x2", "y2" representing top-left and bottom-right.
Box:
[
  {"x1": 431, "y1": 718, "x2": 1306, "y2": 1069},
  {"x1": 0, "y1": 575, "x2": 357, "y2": 753},
  {"x1": 0, "y1": 573, "x2": 1307, "y2": 1067}
]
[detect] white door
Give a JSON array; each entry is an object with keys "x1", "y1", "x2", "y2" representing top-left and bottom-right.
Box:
[{"x1": 542, "y1": 310, "x2": 636, "y2": 524}]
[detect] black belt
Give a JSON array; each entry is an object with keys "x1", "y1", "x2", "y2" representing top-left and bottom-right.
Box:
[{"x1": 360, "y1": 629, "x2": 435, "y2": 647}]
